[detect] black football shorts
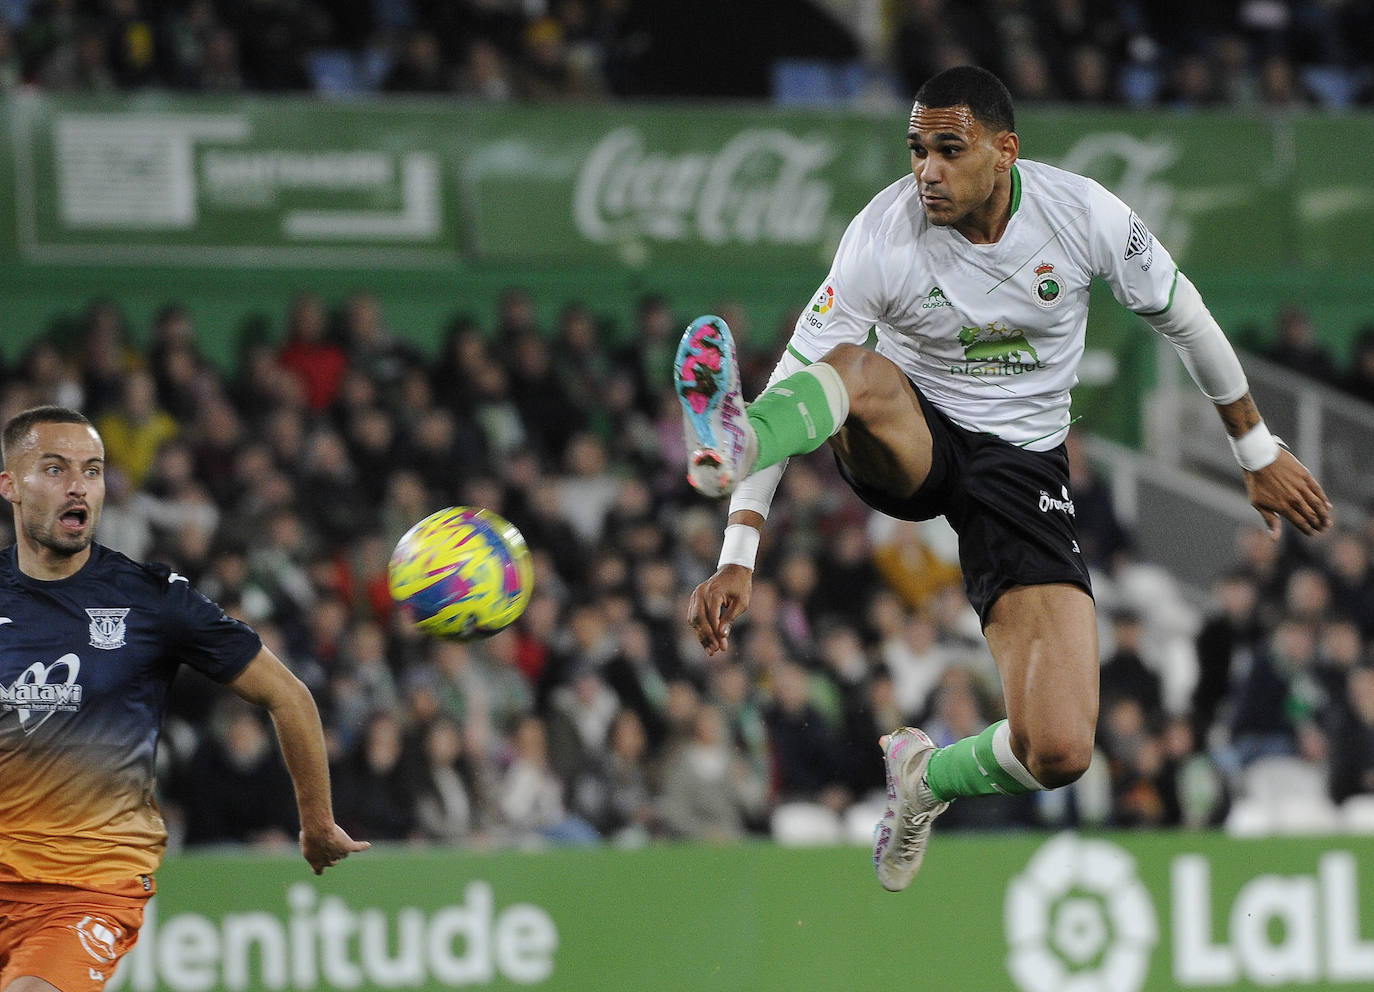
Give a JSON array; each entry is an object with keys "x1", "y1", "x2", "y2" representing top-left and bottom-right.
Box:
[{"x1": 836, "y1": 377, "x2": 1093, "y2": 627}]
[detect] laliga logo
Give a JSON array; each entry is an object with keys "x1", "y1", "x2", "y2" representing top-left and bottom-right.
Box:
[{"x1": 1004, "y1": 833, "x2": 1159, "y2": 992}]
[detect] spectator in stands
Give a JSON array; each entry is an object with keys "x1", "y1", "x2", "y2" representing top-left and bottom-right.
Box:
[
  {"x1": 147, "y1": 303, "x2": 210, "y2": 422},
  {"x1": 764, "y1": 659, "x2": 846, "y2": 808},
  {"x1": 1329, "y1": 665, "x2": 1374, "y2": 803},
  {"x1": 96, "y1": 368, "x2": 180, "y2": 489},
  {"x1": 341, "y1": 290, "x2": 422, "y2": 395},
  {"x1": 78, "y1": 299, "x2": 139, "y2": 419},
  {"x1": 1341, "y1": 326, "x2": 1374, "y2": 404},
  {"x1": 334, "y1": 710, "x2": 418, "y2": 842},
  {"x1": 1099, "y1": 607, "x2": 1165, "y2": 724},
  {"x1": 1099, "y1": 696, "x2": 1173, "y2": 827},
  {"x1": 1326, "y1": 528, "x2": 1374, "y2": 635},
  {"x1": 1258, "y1": 53, "x2": 1314, "y2": 107},
  {"x1": 514, "y1": 14, "x2": 603, "y2": 101},
  {"x1": 1228, "y1": 618, "x2": 1322, "y2": 769},
  {"x1": 1192, "y1": 569, "x2": 1264, "y2": 744},
  {"x1": 0, "y1": 19, "x2": 20, "y2": 89},
  {"x1": 658, "y1": 704, "x2": 767, "y2": 842},
  {"x1": 194, "y1": 25, "x2": 243, "y2": 92},
  {"x1": 38, "y1": 23, "x2": 116, "y2": 90},
  {"x1": 457, "y1": 38, "x2": 515, "y2": 101},
  {"x1": 383, "y1": 28, "x2": 451, "y2": 93},
  {"x1": 409, "y1": 714, "x2": 490, "y2": 844},
  {"x1": 11, "y1": 339, "x2": 83, "y2": 412},
  {"x1": 1263, "y1": 304, "x2": 1338, "y2": 381},
  {"x1": 1161, "y1": 52, "x2": 1221, "y2": 108},
  {"x1": 547, "y1": 662, "x2": 621, "y2": 783},
  {"x1": 1065, "y1": 432, "x2": 1133, "y2": 572},
  {"x1": 278, "y1": 291, "x2": 347, "y2": 414},
  {"x1": 499, "y1": 713, "x2": 599, "y2": 844},
  {"x1": 569, "y1": 707, "x2": 658, "y2": 842},
  {"x1": 178, "y1": 695, "x2": 299, "y2": 848}
]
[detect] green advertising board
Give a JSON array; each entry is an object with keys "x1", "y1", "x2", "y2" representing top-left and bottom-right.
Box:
[
  {"x1": 2, "y1": 95, "x2": 1373, "y2": 445},
  {"x1": 108, "y1": 831, "x2": 1374, "y2": 992},
  {"x1": 8, "y1": 95, "x2": 1367, "y2": 274}
]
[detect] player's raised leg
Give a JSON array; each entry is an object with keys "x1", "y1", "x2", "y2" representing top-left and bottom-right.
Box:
[
  {"x1": 674, "y1": 315, "x2": 757, "y2": 497},
  {"x1": 674, "y1": 316, "x2": 852, "y2": 498}
]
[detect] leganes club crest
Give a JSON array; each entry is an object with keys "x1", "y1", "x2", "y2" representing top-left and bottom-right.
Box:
[{"x1": 87, "y1": 608, "x2": 130, "y2": 650}]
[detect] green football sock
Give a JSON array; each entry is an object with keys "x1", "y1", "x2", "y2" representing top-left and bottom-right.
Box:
[
  {"x1": 924, "y1": 720, "x2": 1044, "y2": 802},
  {"x1": 747, "y1": 363, "x2": 849, "y2": 471}
]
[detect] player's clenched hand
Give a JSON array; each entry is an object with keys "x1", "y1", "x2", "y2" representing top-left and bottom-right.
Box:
[
  {"x1": 301, "y1": 823, "x2": 371, "y2": 874},
  {"x1": 687, "y1": 564, "x2": 753, "y2": 656},
  {"x1": 1244, "y1": 447, "x2": 1333, "y2": 539}
]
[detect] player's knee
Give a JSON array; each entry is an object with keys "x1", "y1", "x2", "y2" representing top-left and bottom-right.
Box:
[
  {"x1": 818, "y1": 344, "x2": 899, "y2": 419},
  {"x1": 1023, "y1": 734, "x2": 1094, "y2": 790}
]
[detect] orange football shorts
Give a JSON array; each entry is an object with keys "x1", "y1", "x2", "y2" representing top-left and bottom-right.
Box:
[{"x1": 0, "y1": 884, "x2": 145, "y2": 992}]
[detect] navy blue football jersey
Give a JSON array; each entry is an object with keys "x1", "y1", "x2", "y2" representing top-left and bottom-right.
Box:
[{"x1": 0, "y1": 543, "x2": 261, "y2": 894}]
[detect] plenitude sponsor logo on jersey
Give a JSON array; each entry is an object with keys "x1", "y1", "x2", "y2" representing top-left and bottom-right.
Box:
[
  {"x1": 573, "y1": 127, "x2": 837, "y2": 247},
  {"x1": 1005, "y1": 833, "x2": 1374, "y2": 992},
  {"x1": 109, "y1": 881, "x2": 558, "y2": 991},
  {"x1": 951, "y1": 320, "x2": 1046, "y2": 377}
]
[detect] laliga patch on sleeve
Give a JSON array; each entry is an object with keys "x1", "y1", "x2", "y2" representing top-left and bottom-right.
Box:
[{"x1": 804, "y1": 283, "x2": 835, "y2": 330}]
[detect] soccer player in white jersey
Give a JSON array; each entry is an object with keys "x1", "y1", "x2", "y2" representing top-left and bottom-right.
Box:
[{"x1": 673, "y1": 65, "x2": 1332, "y2": 892}]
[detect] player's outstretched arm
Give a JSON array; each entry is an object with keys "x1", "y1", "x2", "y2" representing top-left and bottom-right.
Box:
[
  {"x1": 688, "y1": 509, "x2": 763, "y2": 656},
  {"x1": 227, "y1": 648, "x2": 371, "y2": 873},
  {"x1": 1216, "y1": 393, "x2": 1333, "y2": 539}
]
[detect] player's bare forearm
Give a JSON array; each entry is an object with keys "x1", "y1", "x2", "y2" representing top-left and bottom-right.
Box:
[
  {"x1": 228, "y1": 649, "x2": 370, "y2": 870},
  {"x1": 687, "y1": 509, "x2": 763, "y2": 656},
  {"x1": 1214, "y1": 393, "x2": 1262, "y2": 438},
  {"x1": 1212, "y1": 394, "x2": 1333, "y2": 539},
  {"x1": 728, "y1": 508, "x2": 765, "y2": 530}
]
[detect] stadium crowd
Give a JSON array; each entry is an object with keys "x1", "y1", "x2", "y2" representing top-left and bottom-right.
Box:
[
  {"x1": 3, "y1": 288, "x2": 1374, "y2": 852},
  {"x1": 0, "y1": 0, "x2": 1371, "y2": 107}
]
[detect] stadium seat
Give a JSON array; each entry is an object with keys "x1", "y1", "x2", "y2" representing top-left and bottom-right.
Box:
[
  {"x1": 308, "y1": 50, "x2": 360, "y2": 97},
  {"x1": 1119, "y1": 64, "x2": 1161, "y2": 107},
  {"x1": 1300, "y1": 66, "x2": 1359, "y2": 109},
  {"x1": 773, "y1": 59, "x2": 847, "y2": 107},
  {"x1": 358, "y1": 48, "x2": 396, "y2": 92},
  {"x1": 1340, "y1": 795, "x2": 1374, "y2": 833},
  {"x1": 842, "y1": 799, "x2": 889, "y2": 845},
  {"x1": 771, "y1": 802, "x2": 843, "y2": 846},
  {"x1": 1224, "y1": 797, "x2": 1275, "y2": 837},
  {"x1": 1225, "y1": 756, "x2": 1340, "y2": 835}
]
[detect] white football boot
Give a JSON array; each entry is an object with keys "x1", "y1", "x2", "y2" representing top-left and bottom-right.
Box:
[
  {"x1": 673, "y1": 314, "x2": 758, "y2": 498},
  {"x1": 873, "y1": 727, "x2": 950, "y2": 892}
]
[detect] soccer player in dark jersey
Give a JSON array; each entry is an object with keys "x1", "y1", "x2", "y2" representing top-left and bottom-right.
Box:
[{"x1": 0, "y1": 406, "x2": 369, "y2": 992}]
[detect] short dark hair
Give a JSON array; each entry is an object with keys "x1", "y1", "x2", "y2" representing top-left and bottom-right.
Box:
[
  {"x1": 915, "y1": 65, "x2": 1015, "y2": 133},
  {"x1": 1, "y1": 406, "x2": 94, "y2": 468}
]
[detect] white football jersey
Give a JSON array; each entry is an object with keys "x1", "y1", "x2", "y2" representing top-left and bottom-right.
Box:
[{"x1": 788, "y1": 158, "x2": 1177, "y2": 450}]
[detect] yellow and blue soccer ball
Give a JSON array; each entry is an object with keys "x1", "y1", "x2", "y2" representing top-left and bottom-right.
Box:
[{"x1": 388, "y1": 506, "x2": 534, "y2": 640}]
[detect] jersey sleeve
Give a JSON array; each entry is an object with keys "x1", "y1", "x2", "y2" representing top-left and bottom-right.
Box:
[
  {"x1": 787, "y1": 188, "x2": 894, "y2": 361},
  {"x1": 1084, "y1": 178, "x2": 1180, "y2": 315},
  {"x1": 157, "y1": 570, "x2": 262, "y2": 683}
]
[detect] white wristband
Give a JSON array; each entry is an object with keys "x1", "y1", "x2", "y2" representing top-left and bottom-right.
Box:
[
  {"x1": 718, "y1": 524, "x2": 761, "y2": 570},
  {"x1": 1228, "y1": 421, "x2": 1282, "y2": 471}
]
